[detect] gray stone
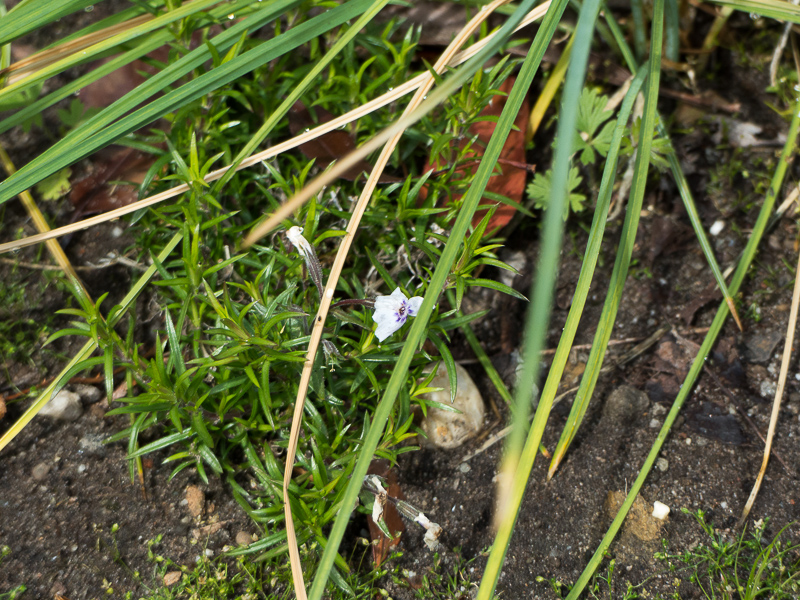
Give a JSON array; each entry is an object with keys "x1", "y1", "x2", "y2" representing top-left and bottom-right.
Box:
[
  {"x1": 39, "y1": 390, "x2": 83, "y2": 421},
  {"x1": 78, "y1": 433, "x2": 107, "y2": 456},
  {"x1": 745, "y1": 330, "x2": 783, "y2": 364},
  {"x1": 71, "y1": 384, "x2": 101, "y2": 404},
  {"x1": 420, "y1": 363, "x2": 485, "y2": 449},
  {"x1": 32, "y1": 462, "x2": 51, "y2": 481},
  {"x1": 603, "y1": 386, "x2": 650, "y2": 424}
]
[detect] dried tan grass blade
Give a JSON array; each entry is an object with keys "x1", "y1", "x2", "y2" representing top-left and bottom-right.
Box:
[
  {"x1": 279, "y1": 1, "x2": 542, "y2": 596},
  {"x1": 242, "y1": 0, "x2": 551, "y2": 246},
  {"x1": 738, "y1": 245, "x2": 800, "y2": 527},
  {"x1": 0, "y1": 14, "x2": 153, "y2": 81},
  {"x1": 0, "y1": 5, "x2": 547, "y2": 256}
]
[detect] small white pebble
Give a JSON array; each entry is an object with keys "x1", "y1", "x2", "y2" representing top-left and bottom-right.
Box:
[
  {"x1": 721, "y1": 501, "x2": 728, "y2": 509},
  {"x1": 652, "y1": 501, "x2": 670, "y2": 520},
  {"x1": 77, "y1": 464, "x2": 87, "y2": 474},
  {"x1": 686, "y1": 438, "x2": 692, "y2": 445},
  {"x1": 709, "y1": 220, "x2": 725, "y2": 236},
  {"x1": 111, "y1": 226, "x2": 124, "y2": 238},
  {"x1": 204, "y1": 549, "x2": 214, "y2": 557},
  {"x1": 649, "y1": 418, "x2": 661, "y2": 429}
]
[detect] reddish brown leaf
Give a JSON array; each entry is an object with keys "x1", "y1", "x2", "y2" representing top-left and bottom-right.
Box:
[
  {"x1": 421, "y1": 77, "x2": 531, "y2": 232},
  {"x1": 288, "y1": 101, "x2": 401, "y2": 183},
  {"x1": 366, "y1": 459, "x2": 405, "y2": 567},
  {"x1": 70, "y1": 147, "x2": 155, "y2": 217}
]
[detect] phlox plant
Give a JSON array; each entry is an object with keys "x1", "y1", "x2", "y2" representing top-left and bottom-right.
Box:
[{"x1": 40, "y1": 10, "x2": 526, "y2": 587}]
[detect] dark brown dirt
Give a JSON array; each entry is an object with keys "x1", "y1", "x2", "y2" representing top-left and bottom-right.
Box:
[{"x1": 2, "y1": 13, "x2": 800, "y2": 600}]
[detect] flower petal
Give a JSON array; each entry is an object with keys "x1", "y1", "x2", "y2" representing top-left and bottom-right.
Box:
[
  {"x1": 373, "y1": 295, "x2": 400, "y2": 314},
  {"x1": 375, "y1": 317, "x2": 403, "y2": 342},
  {"x1": 406, "y1": 296, "x2": 424, "y2": 316},
  {"x1": 372, "y1": 304, "x2": 397, "y2": 324}
]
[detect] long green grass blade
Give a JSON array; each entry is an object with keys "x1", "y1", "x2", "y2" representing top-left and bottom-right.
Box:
[
  {"x1": 476, "y1": 0, "x2": 604, "y2": 596},
  {"x1": 547, "y1": 4, "x2": 663, "y2": 476},
  {"x1": 211, "y1": 0, "x2": 393, "y2": 194},
  {"x1": 0, "y1": 0, "x2": 257, "y2": 136},
  {"x1": 603, "y1": 7, "x2": 742, "y2": 327},
  {"x1": 0, "y1": 0, "x2": 369, "y2": 208},
  {"x1": 306, "y1": 2, "x2": 569, "y2": 597},
  {"x1": 708, "y1": 0, "x2": 800, "y2": 23},
  {"x1": 0, "y1": 0, "x2": 223, "y2": 104},
  {"x1": 498, "y1": 0, "x2": 602, "y2": 499},
  {"x1": 0, "y1": 0, "x2": 96, "y2": 45},
  {"x1": 0, "y1": 31, "x2": 169, "y2": 135},
  {"x1": 530, "y1": 64, "x2": 647, "y2": 470},
  {"x1": 564, "y1": 86, "x2": 800, "y2": 600}
]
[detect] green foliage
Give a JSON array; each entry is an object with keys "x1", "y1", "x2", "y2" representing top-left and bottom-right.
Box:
[
  {"x1": 526, "y1": 87, "x2": 615, "y2": 219},
  {"x1": 656, "y1": 510, "x2": 800, "y2": 600},
  {"x1": 575, "y1": 88, "x2": 616, "y2": 166},
  {"x1": 526, "y1": 86, "x2": 671, "y2": 220},
  {"x1": 34, "y1": 167, "x2": 72, "y2": 201},
  {"x1": 38, "y1": 8, "x2": 525, "y2": 587},
  {"x1": 527, "y1": 165, "x2": 586, "y2": 217}
]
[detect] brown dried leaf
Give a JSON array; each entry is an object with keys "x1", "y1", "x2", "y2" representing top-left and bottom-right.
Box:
[
  {"x1": 70, "y1": 147, "x2": 155, "y2": 217},
  {"x1": 288, "y1": 101, "x2": 400, "y2": 183},
  {"x1": 366, "y1": 459, "x2": 405, "y2": 567}
]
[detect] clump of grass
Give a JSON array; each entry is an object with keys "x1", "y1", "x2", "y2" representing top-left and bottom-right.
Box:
[{"x1": 656, "y1": 510, "x2": 800, "y2": 600}]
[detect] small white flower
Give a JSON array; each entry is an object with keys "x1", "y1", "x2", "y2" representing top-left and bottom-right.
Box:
[
  {"x1": 286, "y1": 226, "x2": 323, "y2": 295},
  {"x1": 286, "y1": 226, "x2": 311, "y2": 256},
  {"x1": 371, "y1": 476, "x2": 387, "y2": 524},
  {"x1": 372, "y1": 287, "x2": 423, "y2": 342},
  {"x1": 414, "y1": 512, "x2": 442, "y2": 551}
]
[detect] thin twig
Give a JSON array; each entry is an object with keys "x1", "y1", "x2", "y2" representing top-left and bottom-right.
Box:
[
  {"x1": 0, "y1": 252, "x2": 146, "y2": 272},
  {"x1": 738, "y1": 245, "x2": 800, "y2": 527}
]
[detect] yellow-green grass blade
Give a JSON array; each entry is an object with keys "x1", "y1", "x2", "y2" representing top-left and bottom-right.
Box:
[
  {"x1": 564, "y1": 91, "x2": 800, "y2": 600},
  {"x1": 547, "y1": 2, "x2": 663, "y2": 477},
  {"x1": 496, "y1": 0, "x2": 603, "y2": 515},
  {"x1": 306, "y1": 2, "x2": 570, "y2": 597},
  {"x1": 708, "y1": 0, "x2": 800, "y2": 23},
  {"x1": 0, "y1": 0, "x2": 258, "y2": 135},
  {"x1": 0, "y1": 0, "x2": 224, "y2": 105},
  {"x1": 0, "y1": 0, "x2": 97, "y2": 45},
  {"x1": 211, "y1": 0, "x2": 393, "y2": 195},
  {"x1": 530, "y1": 64, "x2": 647, "y2": 473},
  {"x1": 602, "y1": 9, "x2": 742, "y2": 329},
  {"x1": 0, "y1": 232, "x2": 183, "y2": 454},
  {"x1": 659, "y1": 123, "x2": 743, "y2": 329},
  {"x1": 0, "y1": 0, "x2": 369, "y2": 208},
  {"x1": 476, "y1": 0, "x2": 606, "y2": 595}
]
